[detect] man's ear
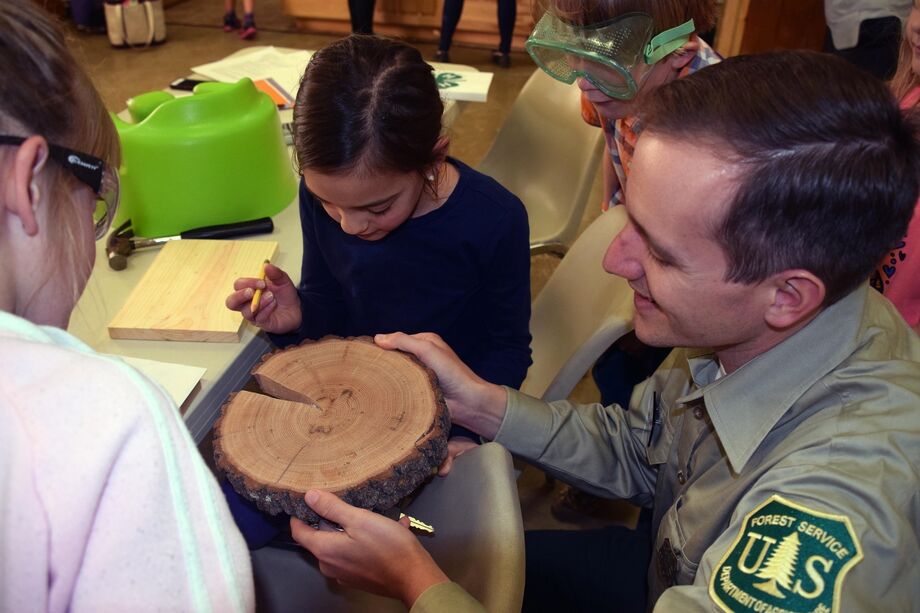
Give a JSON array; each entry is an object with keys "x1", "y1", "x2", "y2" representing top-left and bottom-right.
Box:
[
  {"x1": 665, "y1": 38, "x2": 700, "y2": 72},
  {"x1": 7, "y1": 135, "x2": 49, "y2": 237},
  {"x1": 764, "y1": 270, "x2": 826, "y2": 330}
]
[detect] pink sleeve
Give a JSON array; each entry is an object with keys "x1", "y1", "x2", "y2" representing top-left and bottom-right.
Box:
[
  {"x1": 875, "y1": 199, "x2": 920, "y2": 327},
  {"x1": 900, "y1": 86, "x2": 920, "y2": 110}
]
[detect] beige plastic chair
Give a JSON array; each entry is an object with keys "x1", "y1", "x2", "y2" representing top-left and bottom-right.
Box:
[
  {"x1": 477, "y1": 68, "x2": 605, "y2": 256},
  {"x1": 251, "y1": 442, "x2": 524, "y2": 613},
  {"x1": 521, "y1": 206, "x2": 635, "y2": 401}
]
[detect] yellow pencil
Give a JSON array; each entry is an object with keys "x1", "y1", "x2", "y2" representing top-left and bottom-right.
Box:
[{"x1": 250, "y1": 259, "x2": 270, "y2": 313}]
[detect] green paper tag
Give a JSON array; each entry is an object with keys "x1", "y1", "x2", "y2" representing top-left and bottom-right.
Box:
[
  {"x1": 436, "y1": 72, "x2": 463, "y2": 89},
  {"x1": 710, "y1": 494, "x2": 863, "y2": 613}
]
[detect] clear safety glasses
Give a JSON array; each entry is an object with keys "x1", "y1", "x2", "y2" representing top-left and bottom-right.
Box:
[
  {"x1": 525, "y1": 11, "x2": 695, "y2": 100},
  {"x1": 0, "y1": 135, "x2": 120, "y2": 240}
]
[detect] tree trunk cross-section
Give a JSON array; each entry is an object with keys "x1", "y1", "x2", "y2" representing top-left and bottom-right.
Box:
[{"x1": 213, "y1": 336, "x2": 450, "y2": 524}]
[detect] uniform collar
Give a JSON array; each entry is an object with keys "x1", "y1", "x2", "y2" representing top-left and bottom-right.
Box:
[{"x1": 677, "y1": 283, "x2": 870, "y2": 473}]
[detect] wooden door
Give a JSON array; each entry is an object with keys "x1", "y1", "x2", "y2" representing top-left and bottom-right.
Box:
[{"x1": 716, "y1": 0, "x2": 826, "y2": 57}]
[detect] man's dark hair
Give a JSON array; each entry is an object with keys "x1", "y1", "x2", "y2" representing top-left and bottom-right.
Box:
[
  {"x1": 293, "y1": 34, "x2": 443, "y2": 177},
  {"x1": 639, "y1": 50, "x2": 920, "y2": 305}
]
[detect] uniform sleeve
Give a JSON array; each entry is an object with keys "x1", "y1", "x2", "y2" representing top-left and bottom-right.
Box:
[
  {"x1": 410, "y1": 582, "x2": 487, "y2": 613},
  {"x1": 64, "y1": 363, "x2": 255, "y2": 612},
  {"x1": 269, "y1": 179, "x2": 346, "y2": 347},
  {"x1": 494, "y1": 388, "x2": 658, "y2": 504},
  {"x1": 654, "y1": 462, "x2": 920, "y2": 612},
  {"x1": 467, "y1": 198, "x2": 532, "y2": 390}
]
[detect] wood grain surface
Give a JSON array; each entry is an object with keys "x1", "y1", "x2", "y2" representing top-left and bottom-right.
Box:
[
  {"x1": 108, "y1": 239, "x2": 277, "y2": 342},
  {"x1": 214, "y1": 336, "x2": 450, "y2": 523}
]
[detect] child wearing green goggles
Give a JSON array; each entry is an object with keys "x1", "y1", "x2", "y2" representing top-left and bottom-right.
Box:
[
  {"x1": 528, "y1": 0, "x2": 720, "y2": 210},
  {"x1": 526, "y1": 11, "x2": 697, "y2": 100}
]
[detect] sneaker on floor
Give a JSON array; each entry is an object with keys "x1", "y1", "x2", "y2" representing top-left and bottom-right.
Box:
[
  {"x1": 239, "y1": 19, "x2": 257, "y2": 39},
  {"x1": 491, "y1": 50, "x2": 511, "y2": 68},
  {"x1": 222, "y1": 11, "x2": 240, "y2": 32}
]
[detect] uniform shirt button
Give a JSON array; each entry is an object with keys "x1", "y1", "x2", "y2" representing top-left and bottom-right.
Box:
[
  {"x1": 693, "y1": 406, "x2": 704, "y2": 420},
  {"x1": 677, "y1": 470, "x2": 686, "y2": 484}
]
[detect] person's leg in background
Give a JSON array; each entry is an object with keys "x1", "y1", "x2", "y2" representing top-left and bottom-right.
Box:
[
  {"x1": 72, "y1": 0, "x2": 105, "y2": 32},
  {"x1": 437, "y1": 0, "x2": 464, "y2": 62},
  {"x1": 222, "y1": 0, "x2": 241, "y2": 31},
  {"x1": 238, "y1": 0, "x2": 257, "y2": 40},
  {"x1": 824, "y1": 16, "x2": 903, "y2": 80},
  {"x1": 523, "y1": 510, "x2": 653, "y2": 613},
  {"x1": 348, "y1": 0, "x2": 377, "y2": 34},
  {"x1": 492, "y1": 0, "x2": 516, "y2": 67},
  {"x1": 592, "y1": 332, "x2": 672, "y2": 411}
]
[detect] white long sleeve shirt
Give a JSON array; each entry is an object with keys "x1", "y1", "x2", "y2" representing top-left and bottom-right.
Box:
[{"x1": 0, "y1": 311, "x2": 254, "y2": 612}]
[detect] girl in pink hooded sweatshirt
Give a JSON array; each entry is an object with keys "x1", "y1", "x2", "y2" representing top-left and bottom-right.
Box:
[{"x1": 0, "y1": 2, "x2": 254, "y2": 610}]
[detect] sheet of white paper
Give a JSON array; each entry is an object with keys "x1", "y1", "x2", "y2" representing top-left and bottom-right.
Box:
[
  {"x1": 122, "y1": 356, "x2": 207, "y2": 408},
  {"x1": 434, "y1": 70, "x2": 494, "y2": 102},
  {"x1": 194, "y1": 48, "x2": 491, "y2": 104},
  {"x1": 192, "y1": 47, "x2": 313, "y2": 102}
]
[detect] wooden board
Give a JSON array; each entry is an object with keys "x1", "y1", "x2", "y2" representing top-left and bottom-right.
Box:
[
  {"x1": 213, "y1": 336, "x2": 450, "y2": 523},
  {"x1": 108, "y1": 239, "x2": 278, "y2": 342}
]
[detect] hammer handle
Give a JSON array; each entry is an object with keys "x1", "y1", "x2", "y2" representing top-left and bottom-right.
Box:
[{"x1": 180, "y1": 217, "x2": 274, "y2": 240}]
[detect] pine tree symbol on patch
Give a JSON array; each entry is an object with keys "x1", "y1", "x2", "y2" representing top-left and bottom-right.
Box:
[
  {"x1": 709, "y1": 495, "x2": 863, "y2": 613},
  {"x1": 753, "y1": 531, "x2": 800, "y2": 597},
  {"x1": 436, "y1": 72, "x2": 464, "y2": 89}
]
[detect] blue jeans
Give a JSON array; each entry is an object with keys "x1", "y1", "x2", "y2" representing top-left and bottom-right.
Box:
[{"x1": 438, "y1": 0, "x2": 517, "y2": 54}]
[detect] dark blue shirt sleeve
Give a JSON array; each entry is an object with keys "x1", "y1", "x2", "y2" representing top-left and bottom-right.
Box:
[
  {"x1": 466, "y1": 200, "x2": 533, "y2": 390},
  {"x1": 449, "y1": 201, "x2": 531, "y2": 442}
]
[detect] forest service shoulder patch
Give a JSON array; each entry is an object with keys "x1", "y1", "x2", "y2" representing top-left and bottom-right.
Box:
[{"x1": 709, "y1": 494, "x2": 862, "y2": 613}]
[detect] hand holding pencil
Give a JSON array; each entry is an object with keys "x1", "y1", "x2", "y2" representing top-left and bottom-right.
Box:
[
  {"x1": 225, "y1": 259, "x2": 304, "y2": 334},
  {"x1": 250, "y1": 259, "x2": 270, "y2": 314}
]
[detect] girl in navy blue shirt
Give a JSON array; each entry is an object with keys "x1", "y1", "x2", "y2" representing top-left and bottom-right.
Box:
[{"x1": 225, "y1": 34, "x2": 532, "y2": 547}]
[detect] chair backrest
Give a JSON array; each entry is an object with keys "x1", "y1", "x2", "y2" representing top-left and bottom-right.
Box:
[
  {"x1": 251, "y1": 443, "x2": 524, "y2": 613},
  {"x1": 477, "y1": 69, "x2": 605, "y2": 255},
  {"x1": 521, "y1": 206, "x2": 635, "y2": 401}
]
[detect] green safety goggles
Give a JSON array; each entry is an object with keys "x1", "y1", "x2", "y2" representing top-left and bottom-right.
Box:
[{"x1": 525, "y1": 11, "x2": 695, "y2": 100}]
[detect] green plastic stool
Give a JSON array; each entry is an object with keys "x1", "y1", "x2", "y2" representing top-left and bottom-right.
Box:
[{"x1": 113, "y1": 78, "x2": 296, "y2": 238}]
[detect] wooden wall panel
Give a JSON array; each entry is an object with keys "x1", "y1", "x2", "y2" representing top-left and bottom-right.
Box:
[
  {"x1": 716, "y1": 0, "x2": 826, "y2": 57},
  {"x1": 740, "y1": 0, "x2": 826, "y2": 54}
]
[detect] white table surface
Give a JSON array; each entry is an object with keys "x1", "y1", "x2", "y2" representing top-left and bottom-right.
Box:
[
  {"x1": 69, "y1": 199, "x2": 303, "y2": 443},
  {"x1": 190, "y1": 45, "x2": 477, "y2": 137}
]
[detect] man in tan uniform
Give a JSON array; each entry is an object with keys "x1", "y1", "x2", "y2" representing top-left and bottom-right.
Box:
[{"x1": 292, "y1": 50, "x2": 920, "y2": 612}]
